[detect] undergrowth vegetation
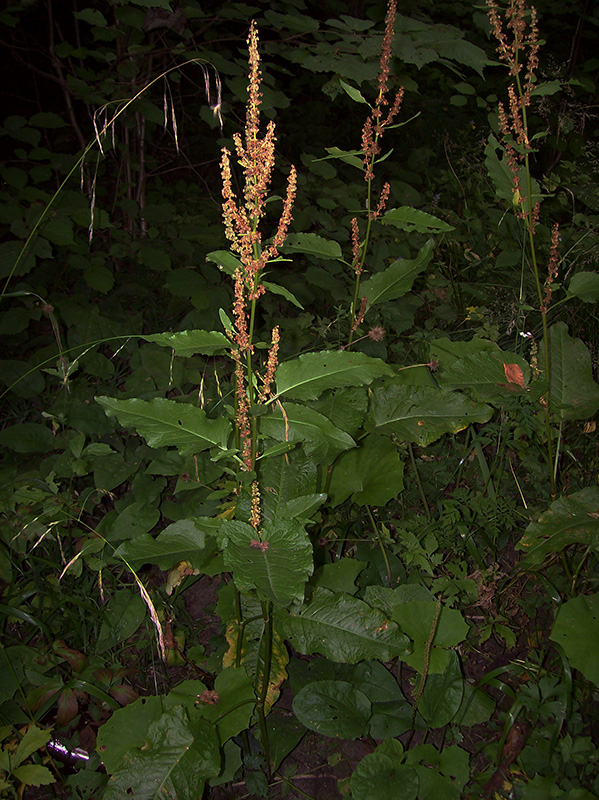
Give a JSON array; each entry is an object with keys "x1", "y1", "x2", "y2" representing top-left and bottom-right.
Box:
[{"x1": 1, "y1": 0, "x2": 599, "y2": 797}]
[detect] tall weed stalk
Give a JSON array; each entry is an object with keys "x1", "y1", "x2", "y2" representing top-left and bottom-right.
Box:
[{"x1": 487, "y1": 0, "x2": 558, "y2": 496}]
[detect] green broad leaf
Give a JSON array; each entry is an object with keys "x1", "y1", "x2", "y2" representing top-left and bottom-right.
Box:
[
  {"x1": 74, "y1": 8, "x2": 108, "y2": 25},
  {"x1": 97, "y1": 695, "x2": 164, "y2": 773},
  {"x1": 194, "y1": 667, "x2": 255, "y2": 744},
  {"x1": 368, "y1": 383, "x2": 492, "y2": 446},
  {"x1": 96, "y1": 396, "x2": 231, "y2": 454},
  {"x1": 551, "y1": 593, "x2": 599, "y2": 687},
  {"x1": 222, "y1": 617, "x2": 289, "y2": 711},
  {"x1": 114, "y1": 520, "x2": 212, "y2": 571},
  {"x1": 262, "y1": 281, "x2": 305, "y2": 309},
  {"x1": 84, "y1": 264, "x2": 114, "y2": 293},
  {"x1": 338, "y1": 79, "x2": 369, "y2": 104},
  {"x1": 540, "y1": 322, "x2": 599, "y2": 421},
  {"x1": 362, "y1": 240, "x2": 434, "y2": 309},
  {"x1": 430, "y1": 335, "x2": 502, "y2": 367},
  {"x1": 568, "y1": 271, "x2": 599, "y2": 303},
  {"x1": 280, "y1": 233, "x2": 343, "y2": 260},
  {"x1": 455, "y1": 683, "x2": 495, "y2": 727},
  {"x1": 390, "y1": 596, "x2": 468, "y2": 674},
  {"x1": 312, "y1": 558, "x2": 367, "y2": 596},
  {"x1": 276, "y1": 351, "x2": 393, "y2": 400},
  {"x1": 142, "y1": 330, "x2": 230, "y2": 357},
  {"x1": 205, "y1": 250, "x2": 242, "y2": 277},
  {"x1": 438, "y1": 350, "x2": 529, "y2": 404},
  {"x1": 102, "y1": 706, "x2": 220, "y2": 800},
  {"x1": 42, "y1": 214, "x2": 74, "y2": 246},
  {"x1": 222, "y1": 519, "x2": 313, "y2": 605},
  {"x1": 260, "y1": 451, "x2": 318, "y2": 523},
  {"x1": 319, "y1": 146, "x2": 364, "y2": 169},
  {"x1": 529, "y1": 79, "x2": 562, "y2": 97},
  {"x1": 381, "y1": 208, "x2": 453, "y2": 233},
  {"x1": 293, "y1": 680, "x2": 371, "y2": 739},
  {"x1": 102, "y1": 501, "x2": 160, "y2": 542},
  {"x1": 517, "y1": 487, "x2": 599, "y2": 566},
  {"x1": 13, "y1": 725, "x2": 52, "y2": 769},
  {"x1": 29, "y1": 112, "x2": 66, "y2": 128},
  {"x1": 278, "y1": 588, "x2": 411, "y2": 663},
  {"x1": 265, "y1": 711, "x2": 306, "y2": 772},
  {"x1": 0, "y1": 422, "x2": 54, "y2": 453},
  {"x1": 484, "y1": 134, "x2": 543, "y2": 207},
  {"x1": 351, "y1": 750, "x2": 418, "y2": 800},
  {"x1": 96, "y1": 589, "x2": 146, "y2": 653},
  {"x1": 341, "y1": 661, "x2": 412, "y2": 739},
  {"x1": 261, "y1": 402, "x2": 356, "y2": 464},
  {"x1": 405, "y1": 743, "x2": 470, "y2": 797},
  {"x1": 280, "y1": 493, "x2": 327, "y2": 522},
  {"x1": 418, "y1": 651, "x2": 464, "y2": 727},
  {"x1": 311, "y1": 387, "x2": 368, "y2": 436},
  {"x1": 328, "y1": 433, "x2": 404, "y2": 506},
  {"x1": 11, "y1": 765, "x2": 55, "y2": 787}
]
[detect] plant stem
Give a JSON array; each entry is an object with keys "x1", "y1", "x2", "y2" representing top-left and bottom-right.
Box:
[
  {"x1": 257, "y1": 601, "x2": 273, "y2": 779},
  {"x1": 366, "y1": 505, "x2": 393, "y2": 587},
  {"x1": 408, "y1": 443, "x2": 431, "y2": 521}
]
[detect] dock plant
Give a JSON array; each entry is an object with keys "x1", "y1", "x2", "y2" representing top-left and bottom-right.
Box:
[{"x1": 1, "y1": 0, "x2": 599, "y2": 798}]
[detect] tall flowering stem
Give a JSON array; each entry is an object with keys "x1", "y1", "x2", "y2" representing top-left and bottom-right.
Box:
[
  {"x1": 219, "y1": 21, "x2": 297, "y2": 774},
  {"x1": 220, "y1": 21, "x2": 296, "y2": 479},
  {"x1": 348, "y1": 0, "x2": 403, "y2": 344},
  {"x1": 488, "y1": 0, "x2": 556, "y2": 496}
]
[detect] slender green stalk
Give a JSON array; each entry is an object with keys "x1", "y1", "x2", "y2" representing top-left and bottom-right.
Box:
[
  {"x1": 411, "y1": 595, "x2": 442, "y2": 727},
  {"x1": 366, "y1": 505, "x2": 393, "y2": 588},
  {"x1": 407, "y1": 443, "x2": 432, "y2": 521},
  {"x1": 257, "y1": 601, "x2": 274, "y2": 779}
]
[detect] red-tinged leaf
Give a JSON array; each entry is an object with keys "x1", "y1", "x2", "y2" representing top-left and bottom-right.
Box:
[
  {"x1": 56, "y1": 688, "x2": 79, "y2": 725},
  {"x1": 93, "y1": 667, "x2": 114, "y2": 684},
  {"x1": 53, "y1": 641, "x2": 88, "y2": 673},
  {"x1": 26, "y1": 684, "x2": 62, "y2": 711},
  {"x1": 503, "y1": 362, "x2": 524, "y2": 387},
  {"x1": 110, "y1": 684, "x2": 139, "y2": 707}
]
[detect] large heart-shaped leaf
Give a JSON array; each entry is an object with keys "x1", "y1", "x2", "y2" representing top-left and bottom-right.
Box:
[
  {"x1": 222, "y1": 519, "x2": 313, "y2": 605},
  {"x1": 275, "y1": 351, "x2": 393, "y2": 401},
  {"x1": 293, "y1": 680, "x2": 371, "y2": 739},
  {"x1": 351, "y1": 746, "x2": 418, "y2": 800},
  {"x1": 96, "y1": 396, "x2": 231, "y2": 454},
  {"x1": 278, "y1": 588, "x2": 411, "y2": 663},
  {"x1": 418, "y1": 651, "x2": 464, "y2": 727},
  {"x1": 328, "y1": 433, "x2": 404, "y2": 506},
  {"x1": 550, "y1": 593, "x2": 599, "y2": 687},
  {"x1": 102, "y1": 706, "x2": 220, "y2": 800}
]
